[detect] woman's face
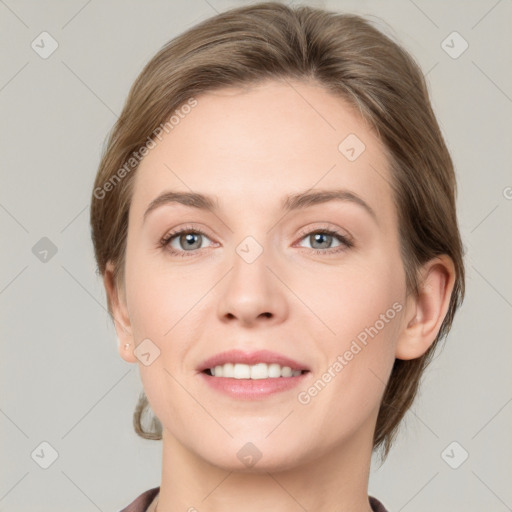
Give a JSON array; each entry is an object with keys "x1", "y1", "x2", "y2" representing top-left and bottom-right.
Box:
[{"x1": 116, "y1": 79, "x2": 409, "y2": 471}]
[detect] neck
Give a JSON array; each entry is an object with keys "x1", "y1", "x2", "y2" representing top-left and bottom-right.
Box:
[{"x1": 154, "y1": 423, "x2": 376, "y2": 512}]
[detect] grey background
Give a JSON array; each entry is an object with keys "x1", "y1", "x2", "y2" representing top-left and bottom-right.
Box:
[{"x1": 1, "y1": 0, "x2": 511, "y2": 511}]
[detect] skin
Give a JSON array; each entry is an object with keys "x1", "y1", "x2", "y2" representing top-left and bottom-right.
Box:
[{"x1": 104, "y1": 79, "x2": 455, "y2": 511}]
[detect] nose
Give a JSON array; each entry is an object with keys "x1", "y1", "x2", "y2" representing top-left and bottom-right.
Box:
[{"x1": 216, "y1": 242, "x2": 288, "y2": 327}]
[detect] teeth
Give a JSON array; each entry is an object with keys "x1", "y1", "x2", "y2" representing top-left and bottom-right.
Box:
[{"x1": 209, "y1": 363, "x2": 303, "y2": 379}]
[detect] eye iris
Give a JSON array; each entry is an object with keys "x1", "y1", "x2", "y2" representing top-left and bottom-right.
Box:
[
  {"x1": 181, "y1": 233, "x2": 201, "y2": 250},
  {"x1": 311, "y1": 232, "x2": 332, "y2": 249}
]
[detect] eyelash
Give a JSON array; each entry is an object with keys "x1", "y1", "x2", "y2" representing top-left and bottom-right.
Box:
[{"x1": 159, "y1": 224, "x2": 354, "y2": 258}]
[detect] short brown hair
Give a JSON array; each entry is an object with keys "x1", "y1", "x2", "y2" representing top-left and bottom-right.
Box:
[{"x1": 90, "y1": 1, "x2": 465, "y2": 461}]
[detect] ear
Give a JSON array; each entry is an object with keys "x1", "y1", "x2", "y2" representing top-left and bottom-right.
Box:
[
  {"x1": 103, "y1": 261, "x2": 137, "y2": 363},
  {"x1": 395, "y1": 254, "x2": 456, "y2": 360}
]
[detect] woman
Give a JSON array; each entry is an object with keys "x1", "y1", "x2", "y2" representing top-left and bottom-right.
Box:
[{"x1": 90, "y1": 3, "x2": 465, "y2": 511}]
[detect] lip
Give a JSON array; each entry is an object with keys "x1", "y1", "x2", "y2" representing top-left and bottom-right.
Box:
[
  {"x1": 197, "y1": 349, "x2": 310, "y2": 372},
  {"x1": 197, "y1": 349, "x2": 311, "y2": 400},
  {"x1": 199, "y1": 371, "x2": 309, "y2": 400}
]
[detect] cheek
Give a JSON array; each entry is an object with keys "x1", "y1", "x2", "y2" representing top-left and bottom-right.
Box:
[
  {"x1": 125, "y1": 255, "x2": 201, "y2": 422},
  {"x1": 301, "y1": 253, "x2": 403, "y2": 404},
  {"x1": 302, "y1": 254, "x2": 403, "y2": 344},
  {"x1": 124, "y1": 248, "x2": 210, "y2": 377},
  {"x1": 124, "y1": 243, "x2": 191, "y2": 338}
]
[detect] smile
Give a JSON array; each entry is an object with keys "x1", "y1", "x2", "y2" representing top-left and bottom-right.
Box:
[{"x1": 205, "y1": 362, "x2": 305, "y2": 379}]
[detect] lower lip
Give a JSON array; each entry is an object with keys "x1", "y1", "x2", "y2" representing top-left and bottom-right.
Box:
[{"x1": 199, "y1": 371, "x2": 309, "y2": 399}]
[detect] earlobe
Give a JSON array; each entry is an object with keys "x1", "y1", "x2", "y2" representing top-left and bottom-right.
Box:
[
  {"x1": 103, "y1": 261, "x2": 138, "y2": 364},
  {"x1": 395, "y1": 255, "x2": 456, "y2": 360}
]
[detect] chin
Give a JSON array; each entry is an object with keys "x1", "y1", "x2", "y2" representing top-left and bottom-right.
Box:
[{"x1": 196, "y1": 439, "x2": 308, "y2": 474}]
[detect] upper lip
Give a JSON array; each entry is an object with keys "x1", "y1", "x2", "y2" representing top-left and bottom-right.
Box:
[{"x1": 198, "y1": 349, "x2": 310, "y2": 372}]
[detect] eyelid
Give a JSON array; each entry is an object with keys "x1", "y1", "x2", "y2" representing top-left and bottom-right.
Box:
[
  {"x1": 294, "y1": 222, "x2": 353, "y2": 244},
  {"x1": 159, "y1": 223, "x2": 215, "y2": 246}
]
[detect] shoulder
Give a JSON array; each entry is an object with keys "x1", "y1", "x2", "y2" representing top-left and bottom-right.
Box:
[
  {"x1": 118, "y1": 486, "x2": 160, "y2": 512},
  {"x1": 369, "y1": 495, "x2": 390, "y2": 512},
  {"x1": 117, "y1": 488, "x2": 387, "y2": 512}
]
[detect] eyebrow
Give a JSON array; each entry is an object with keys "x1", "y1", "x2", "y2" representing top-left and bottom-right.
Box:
[{"x1": 142, "y1": 188, "x2": 378, "y2": 224}]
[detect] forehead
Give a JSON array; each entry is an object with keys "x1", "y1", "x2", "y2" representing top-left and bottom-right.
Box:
[{"x1": 131, "y1": 79, "x2": 395, "y2": 226}]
